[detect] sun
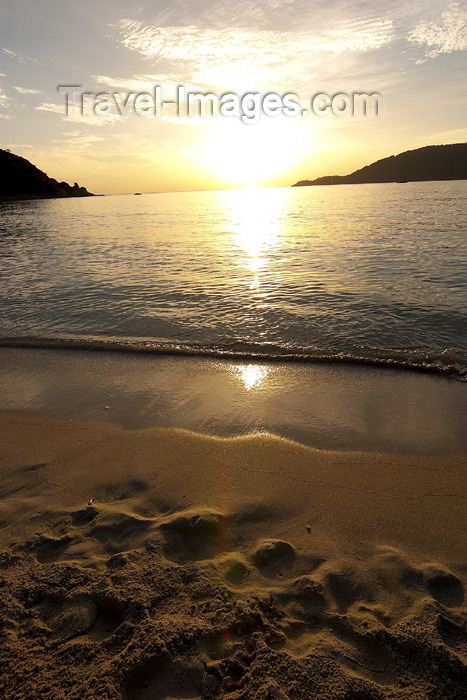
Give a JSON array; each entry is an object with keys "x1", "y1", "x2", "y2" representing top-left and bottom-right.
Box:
[{"x1": 200, "y1": 115, "x2": 308, "y2": 187}]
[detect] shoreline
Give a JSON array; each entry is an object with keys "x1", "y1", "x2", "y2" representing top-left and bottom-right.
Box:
[
  {"x1": 1, "y1": 346, "x2": 466, "y2": 454},
  {"x1": 1, "y1": 336, "x2": 464, "y2": 381}
]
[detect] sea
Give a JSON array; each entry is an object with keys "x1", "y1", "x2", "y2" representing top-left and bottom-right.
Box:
[{"x1": 1, "y1": 181, "x2": 466, "y2": 380}]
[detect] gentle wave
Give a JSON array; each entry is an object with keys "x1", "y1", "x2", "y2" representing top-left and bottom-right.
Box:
[
  {"x1": 1, "y1": 186, "x2": 466, "y2": 381},
  {"x1": 1, "y1": 336, "x2": 465, "y2": 380}
]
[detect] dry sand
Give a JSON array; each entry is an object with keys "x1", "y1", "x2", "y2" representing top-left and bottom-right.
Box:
[{"x1": 0, "y1": 410, "x2": 466, "y2": 699}]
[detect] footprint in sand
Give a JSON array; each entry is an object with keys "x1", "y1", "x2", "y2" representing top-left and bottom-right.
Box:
[
  {"x1": 436, "y1": 613, "x2": 467, "y2": 652},
  {"x1": 373, "y1": 549, "x2": 464, "y2": 609},
  {"x1": 251, "y1": 539, "x2": 296, "y2": 578},
  {"x1": 322, "y1": 567, "x2": 374, "y2": 615},
  {"x1": 123, "y1": 653, "x2": 215, "y2": 700},
  {"x1": 276, "y1": 575, "x2": 327, "y2": 617},
  {"x1": 71, "y1": 505, "x2": 99, "y2": 525},
  {"x1": 159, "y1": 510, "x2": 228, "y2": 564},
  {"x1": 31, "y1": 592, "x2": 127, "y2": 642},
  {"x1": 216, "y1": 553, "x2": 250, "y2": 586},
  {"x1": 123, "y1": 636, "x2": 257, "y2": 699},
  {"x1": 422, "y1": 564, "x2": 464, "y2": 608},
  {"x1": 24, "y1": 533, "x2": 73, "y2": 563},
  {"x1": 86, "y1": 510, "x2": 154, "y2": 553},
  {"x1": 273, "y1": 571, "x2": 395, "y2": 684}
]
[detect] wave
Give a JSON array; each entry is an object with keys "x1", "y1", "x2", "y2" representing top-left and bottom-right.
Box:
[{"x1": 0, "y1": 336, "x2": 465, "y2": 380}]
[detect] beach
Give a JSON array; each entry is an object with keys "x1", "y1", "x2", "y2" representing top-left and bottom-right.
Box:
[
  {"x1": 1, "y1": 349, "x2": 466, "y2": 698},
  {"x1": 2, "y1": 0, "x2": 467, "y2": 695}
]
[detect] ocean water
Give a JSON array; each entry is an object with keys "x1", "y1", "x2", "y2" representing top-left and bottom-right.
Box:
[{"x1": 1, "y1": 181, "x2": 466, "y2": 378}]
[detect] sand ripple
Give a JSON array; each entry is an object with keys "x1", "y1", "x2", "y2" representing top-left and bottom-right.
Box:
[{"x1": 0, "y1": 412, "x2": 465, "y2": 698}]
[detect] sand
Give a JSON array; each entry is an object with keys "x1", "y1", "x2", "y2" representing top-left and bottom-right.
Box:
[
  {"x1": 1, "y1": 347, "x2": 467, "y2": 454},
  {"x1": 0, "y1": 409, "x2": 466, "y2": 699}
]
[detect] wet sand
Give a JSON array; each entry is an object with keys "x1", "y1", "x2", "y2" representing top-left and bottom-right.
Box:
[
  {"x1": 0, "y1": 350, "x2": 466, "y2": 698},
  {"x1": 1, "y1": 347, "x2": 466, "y2": 453}
]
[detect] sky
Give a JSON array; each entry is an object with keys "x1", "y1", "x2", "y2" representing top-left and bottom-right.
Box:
[{"x1": 0, "y1": 0, "x2": 466, "y2": 193}]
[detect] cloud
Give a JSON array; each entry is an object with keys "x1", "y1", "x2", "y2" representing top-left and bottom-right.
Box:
[
  {"x1": 50, "y1": 131, "x2": 107, "y2": 149},
  {"x1": 0, "y1": 87, "x2": 13, "y2": 119},
  {"x1": 417, "y1": 127, "x2": 467, "y2": 146},
  {"x1": 118, "y1": 17, "x2": 393, "y2": 58},
  {"x1": 114, "y1": 17, "x2": 394, "y2": 87},
  {"x1": 28, "y1": 133, "x2": 176, "y2": 185},
  {"x1": 3, "y1": 143, "x2": 33, "y2": 149},
  {"x1": 36, "y1": 102, "x2": 65, "y2": 115},
  {"x1": 1, "y1": 47, "x2": 37, "y2": 64},
  {"x1": 91, "y1": 74, "x2": 212, "y2": 104},
  {"x1": 407, "y1": 3, "x2": 467, "y2": 58},
  {"x1": 92, "y1": 73, "x2": 185, "y2": 92},
  {"x1": 36, "y1": 101, "x2": 121, "y2": 126},
  {"x1": 13, "y1": 86, "x2": 41, "y2": 94},
  {"x1": 0, "y1": 88, "x2": 8, "y2": 108},
  {"x1": 0, "y1": 86, "x2": 21, "y2": 119}
]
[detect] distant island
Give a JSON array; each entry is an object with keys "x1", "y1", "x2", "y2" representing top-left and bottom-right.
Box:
[
  {"x1": 0, "y1": 149, "x2": 94, "y2": 201},
  {"x1": 293, "y1": 143, "x2": 467, "y2": 187}
]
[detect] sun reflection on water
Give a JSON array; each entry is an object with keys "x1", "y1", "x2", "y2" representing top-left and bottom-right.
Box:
[
  {"x1": 219, "y1": 187, "x2": 287, "y2": 275},
  {"x1": 234, "y1": 363, "x2": 270, "y2": 390},
  {"x1": 213, "y1": 188, "x2": 294, "y2": 339}
]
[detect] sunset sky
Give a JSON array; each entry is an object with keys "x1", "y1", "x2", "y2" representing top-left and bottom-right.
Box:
[{"x1": 1, "y1": 0, "x2": 466, "y2": 193}]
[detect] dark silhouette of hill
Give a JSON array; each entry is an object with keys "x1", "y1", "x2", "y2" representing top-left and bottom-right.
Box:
[
  {"x1": 0, "y1": 149, "x2": 94, "y2": 200},
  {"x1": 293, "y1": 144, "x2": 467, "y2": 187}
]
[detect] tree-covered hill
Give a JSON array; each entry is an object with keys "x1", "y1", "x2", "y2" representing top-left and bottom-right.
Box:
[
  {"x1": 293, "y1": 144, "x2": 467, "y2": 187},
  {"x1": 0, "y1": 149, "x2": 94, "y2": 200}
]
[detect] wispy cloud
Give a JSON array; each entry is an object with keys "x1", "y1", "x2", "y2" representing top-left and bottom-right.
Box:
[
  {"x1": 50, "y1": 130, "x2": 107, "y2": 150},
  {"x1": 36, "y1": 101, "x2": 121, "y2": 126},
  {"x1": 1, "y1": 47, "x2": 37, "y2": 64},
  {"x1": 0, "y1": 85, "x2": 24, "y2": 119},
  {"x1": 92, "y1": 73, "x2": 185, "y2": 92},
  {"x1": 117, "y1": 18, "x2": 394, "y2": 58},
  {"x1": 0, "y1": 87, "x2": 12, "y2": 118},
  {"x1": 416, "y1": 127, "x2": 467, "y2": 146},
  {"x1": 27, "y1": 132, "x2": 178, "y2": 189},
  {"x1": 13, "y1": 86, "x2": 41, "y2": 94},
  {"x1": 36, "y1": 102, "x2": 67, "y2": 116},
  {"x1": 114, "y1": 17, "x2": 394, "y2": 87},
  {"x1": 91, "y1": 74, "x2": 210, "y2": 104},
  {"x1": 3, "y1": 143, "x2": 34, "y2": 150},
  {"x1": 407, "y1": 3, "x2": 467, "y2": 59}
]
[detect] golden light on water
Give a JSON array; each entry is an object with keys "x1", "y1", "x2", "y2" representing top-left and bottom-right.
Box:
[
  {"x1": 215, "y1": 187, "x2": 292, "y2": 337},
  {"x1": 219, "y1": 186, "x2": 286, "y2": 275},
  {"x1": 235, "y1": 364, "x2": 270, "y2": 390}
]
